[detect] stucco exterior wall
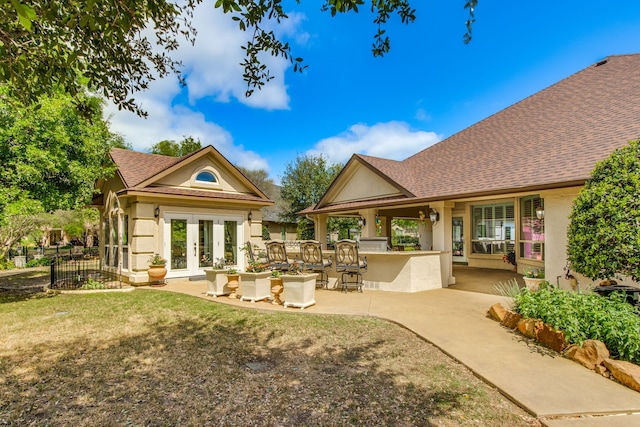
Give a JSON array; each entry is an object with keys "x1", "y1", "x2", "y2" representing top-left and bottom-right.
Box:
[
  {"x1": 330, "y1": 163, "x2": 402, "y2": 204},
  {"x1": 542, "y1": 187, "x2": 638, "y2": 289},
  {"x1": 325, "y1": 251, "x2": 444, "y2": 292}
]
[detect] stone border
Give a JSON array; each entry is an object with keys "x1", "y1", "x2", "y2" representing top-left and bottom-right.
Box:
[{"x1": 488, "y1": 303, "x2": 640, "y2": 394}]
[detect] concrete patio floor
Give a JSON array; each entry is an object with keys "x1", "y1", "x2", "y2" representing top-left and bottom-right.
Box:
[{"x1": 140, "y1": 266, "x2": 640, "y2": 426}]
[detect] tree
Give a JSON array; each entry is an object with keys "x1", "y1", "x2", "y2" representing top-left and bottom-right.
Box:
[
  {"x1": 237, "y1": 166, "x2": 290, "y2": 239},
  {"x1": 280, "y1": 154, "x2": 343, "y2": 239},
  {"x1": 149, "y1": 136, "x2": 202, "y2": 157},
  {"x1": 2, "y1": 1, "x2": 477, "y2": 115},
  {"x1": 0, "y1": 85, "x2": 121, "y2": 258},
  {"x1": 567, "y1": 139, "x2": 640, "y2": 281}
]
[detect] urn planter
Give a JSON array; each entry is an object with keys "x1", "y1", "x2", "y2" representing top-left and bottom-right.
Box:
[
  {"x1": 205, "y1": 269, "x2": 230, "y2": 297},
  {"x1": 270, "y1": 277, "x2": 284, "y2": 305},
  {"x1": 282, "y1": 273, "x2": 318, "y2": 310},
  {"x1": 239, "y1": 271, "x2": 271, "y2": 303},
  {"x1": 148, "y1": 264, "x2": 167, "y2": 284}
]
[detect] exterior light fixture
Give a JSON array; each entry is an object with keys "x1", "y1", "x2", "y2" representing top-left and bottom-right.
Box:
[
  {"x1": 429, "y1": 208, "x2": 440, "y2": 226},
  {"x1": 536, "y1": 206, "x2": 545, "y2": 220},
  {"x1": 248, "y1": 210, "x2": 252, "y2": 222},
  {"x1": 154, "y1": 207, "x2": 160, "y2": 218},
  {"x1": 358, "y1": 216, "x2": 366, "y2": 228}
]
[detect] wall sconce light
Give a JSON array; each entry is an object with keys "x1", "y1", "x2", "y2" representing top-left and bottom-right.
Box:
[
  {"x1": 248, "y1": 210, "x2": 252, "y2": 222},
  {"x1": 358, "y1": 216, "x2": 366, "y2": 228},
  {"x1": 536, "y1": 206, "x2": 545, "y2": 220},
  {"x1": 429, "y1": 208, "x2": 440, "y2": 226},
  {"x1": 154, "y1": 207, "x2": 160, "y2": 218}
]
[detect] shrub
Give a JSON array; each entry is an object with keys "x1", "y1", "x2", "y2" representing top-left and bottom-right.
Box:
[
  {"x1": 25, "y1": 257, "x2": 51, "y2": 268},
  {"x1": 79, "y1": 278, "x2": 107, "y2": 290},
  {"x1": 567, "y1": 139, "x2": 640, "y2": 281},
  {"x1": 514, "y1": 287, "x2": 640, "y2": 363}
]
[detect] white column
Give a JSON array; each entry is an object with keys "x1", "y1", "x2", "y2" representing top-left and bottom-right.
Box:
[
  {"x1": 429, "y1": 201, "x2": 456, "y2": 286},
  {"x1": 362, "y1": 209, "x2": 377, "y2": 238},
  {"x1": 315, "y1": 214, "x2": 328, "y2": 248}
]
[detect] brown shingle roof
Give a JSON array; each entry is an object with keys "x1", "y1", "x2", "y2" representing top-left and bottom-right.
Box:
[
  {"x1": 403, "y1": 54, "x2": 640, "y2": 200},
  {"x1": 310, "y1": 54, "x2": 640, "y2": 213},
  {"x1": 110, "y1": 148, "x2": 183, "y2": 187},
  {"x1": 118, "y1": 186, "x2": 270, "y2": 203}
]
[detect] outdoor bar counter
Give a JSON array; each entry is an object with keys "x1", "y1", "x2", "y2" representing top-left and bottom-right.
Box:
[{"x1": 326, "y1": 250, "x2": 448, "y2": 293}]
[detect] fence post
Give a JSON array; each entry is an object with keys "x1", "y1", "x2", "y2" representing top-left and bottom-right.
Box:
[{"x1": 50, "y1": 257, "x2": 56, "y2": 287}]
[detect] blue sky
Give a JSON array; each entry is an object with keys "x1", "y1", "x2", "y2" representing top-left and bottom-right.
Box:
[{"x1": 105, "y1": 1, "x2": 640, "y2": 183}]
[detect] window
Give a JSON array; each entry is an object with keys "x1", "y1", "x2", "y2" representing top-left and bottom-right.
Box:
[
  {"x1": 471, "y1": 203, "x2": 515, "y2": 255},
  {"x1": 520, "y1": 196, "x2": 545, "y2": 261},
  {"x1": 195, "y1": 171, "x2": 217, "y2": 183}
]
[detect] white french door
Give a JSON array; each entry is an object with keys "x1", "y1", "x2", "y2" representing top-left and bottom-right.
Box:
[{"x1": 163, "y1": 213, "x2": 243, "y2": 278}]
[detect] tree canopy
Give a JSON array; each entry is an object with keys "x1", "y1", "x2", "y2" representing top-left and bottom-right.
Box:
[
  {"x1": 2, "y1": 1, "x2": 477, "y2": 116},
  {"x1": 567, "y1": 139, "x2": 640, "y2": 281},
  {"x1": 149, "y1": 136, "x2": 202, "y2": 157},
  {"x1": 0, "y1": 85, "x2": 123, "y2": 256}
]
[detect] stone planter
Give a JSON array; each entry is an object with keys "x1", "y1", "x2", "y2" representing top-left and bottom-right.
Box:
[
  {"x1": 239, "y1": 271, "x2": 271, "y2": 303},
  {"x1": 523, "y1": 277, "x2": 545, "y2": 291},
  {"x1": 205, "y1": 269, "x2": 230, "y2": 297},
  {"x1": 282, "y1": 273, "x2": 318, "y2": 310},
  {"x1": 148, "y1": 264, "x2": 167, "y2": 284},
  {"x1": 13, "y1": 256, "x2": 26, "y2": 268}
]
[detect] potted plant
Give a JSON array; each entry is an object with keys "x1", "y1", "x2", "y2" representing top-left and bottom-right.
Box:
[
  {"x1": 281, "y1": 261, "x2": 318, "y2": 310},
  {"x1": 205, "y1": 257, "x2": 230, "y2": 297},
  {"x1": 147, "y1": 253, "x2": 167, "y2": 285},
  {"x1": 225, "y1": 267, "x2": 240, "y2": 299},
  {"x1": 523, "y1": 268, "x2": 545, "y2": 291},
  {"x1": 239, "y1": 260, "x2": 271, "y2": 303},
  {"x1": 270, "y1": 270, "x2": 284, "y2": 305}
]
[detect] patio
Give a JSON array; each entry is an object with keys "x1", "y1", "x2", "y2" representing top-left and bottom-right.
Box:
[{"x1": 148, "y1": 274, "x2": 640, "y2": 425}]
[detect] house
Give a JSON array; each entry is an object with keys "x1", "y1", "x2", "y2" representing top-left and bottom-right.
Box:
[
  {"x1": 94, "y1": 146, "x2": 273, "y2": 284},
  {"x1": 302, "y1": 54, "x2": 640, "y2": 291}
]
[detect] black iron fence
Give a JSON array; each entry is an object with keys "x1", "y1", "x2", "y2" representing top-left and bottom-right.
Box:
[{"x1": 49, "y1": 254, "x2": 121, "y2": 290}]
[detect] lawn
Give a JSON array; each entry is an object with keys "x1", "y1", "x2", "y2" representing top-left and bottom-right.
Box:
[{"x1": 0, "y1": 288, "x2": 538, "y2": 426}]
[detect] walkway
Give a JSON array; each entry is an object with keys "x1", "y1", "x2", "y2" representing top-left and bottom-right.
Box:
[{"x1": 146, "y1": 271, "x2": 640, "y2": 427}]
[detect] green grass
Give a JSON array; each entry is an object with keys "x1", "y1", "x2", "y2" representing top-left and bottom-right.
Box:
[{"x1": 0, "y1": 290, "x2": 537, "y2": 426}]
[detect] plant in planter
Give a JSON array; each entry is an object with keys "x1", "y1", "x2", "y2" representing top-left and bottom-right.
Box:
[
  {"x1": 225, "y1": 267, "x2": 240, "y2": 299},
  {"x1": 239, "y1": 261, "x2": 271, "y2": 303},
  {"x1": 523, "y1": 268, "x2": 545, "y2": 291},
  {"x1": 281, "y1": 261, "x2": 318, "y2": 310},
  {"x1": 147, "y1": 253, "x2": 167, "y2": 284},
  {"x1": 205, "y1": 257, "x2": 230, "y2": 297},
  {"x1": 270, "y1": 270, "x2": 284, "y2": 305}
]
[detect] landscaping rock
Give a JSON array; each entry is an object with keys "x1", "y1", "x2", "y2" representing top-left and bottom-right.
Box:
[
  {"x1": 564, "y1": 340, "x2": 610, "y2": 370},
  {"x1": 536, "y1": 323, "x2": 567, "y2": 353},
  {"x1": 502, "y1": 310, "x2": 522, "y2": 329},
  {"x1": 517, "y1": 318, "x2": 542, "y2": 339},
  {"x1": 488, "y1": 303, "x2": 507, "y2": 322},
  {"x1": 603, "y1": 358, "x2": 640, "y2": 393},
  {"x1": 595, "y1": 365, "x2": 610, "y2": 378}
]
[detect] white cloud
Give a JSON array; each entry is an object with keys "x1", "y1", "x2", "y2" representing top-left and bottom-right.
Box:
[
  {"x1": 306, "y1": 121, "x2": 441, "y2": 165},
  {"x1": 104, "y1": 3, "x2": 308, "y2": 173}
]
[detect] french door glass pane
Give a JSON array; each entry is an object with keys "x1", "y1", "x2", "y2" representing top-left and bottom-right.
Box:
[
  {"x1": 224, "y1": 221, "x2": 237, "y2": 265},
  {"x1": 171, "y1": 219, "x2": 188, "y2": 270},
  {"x1": 199, "y1": 220, "x2": 213, "y2": 268}
]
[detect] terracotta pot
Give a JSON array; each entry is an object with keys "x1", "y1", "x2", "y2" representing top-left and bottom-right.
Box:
[{"x1": 148, "y1": 264, "x2": 167, "y2": 283}]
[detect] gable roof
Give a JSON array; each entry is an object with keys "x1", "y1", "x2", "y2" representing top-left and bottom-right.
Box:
[
  {"x1": 107, "y1": 146, "x2": 272, "y2": 205},
  {"x1": 110, "y1": 148, "x2": 183, "y2": 188},
  {"x1": 308, "y1": 53, "x2": 640, "y2": 213}
]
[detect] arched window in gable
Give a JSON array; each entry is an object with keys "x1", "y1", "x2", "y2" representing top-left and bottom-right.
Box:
[{"x1": 195, "y1": 171, "x2": 217, "y2": 183}]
